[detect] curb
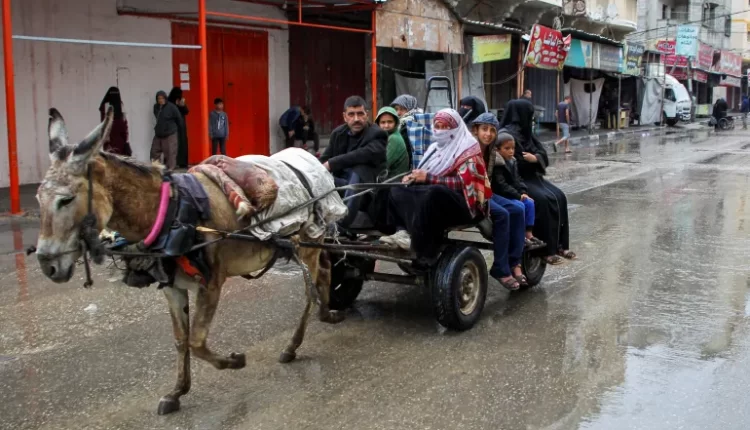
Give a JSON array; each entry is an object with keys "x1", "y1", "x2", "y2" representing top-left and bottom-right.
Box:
[{"x1": 540, "y1": 125, "x2": 698, "y2": 147}]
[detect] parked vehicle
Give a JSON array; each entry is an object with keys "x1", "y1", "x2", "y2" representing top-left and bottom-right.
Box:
[{"x1": 663, "y1": 74, "x2": 692, "y2": 126}]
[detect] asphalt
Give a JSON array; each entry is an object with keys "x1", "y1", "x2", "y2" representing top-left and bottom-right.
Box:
[{"x1": 2, "y1": 126, "x2": 750, "y2": 429}]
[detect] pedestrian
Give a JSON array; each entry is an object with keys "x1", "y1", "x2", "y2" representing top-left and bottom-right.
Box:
[
  {"x1": 498, "y1": 98, "x2": 576, "y2": 265},
  {"x1": 555, "y1": 95, "x2": 572, "y2": 153},
  {"x1": 458, "y1": 95, "x2": 487, "y2": 124},
  {"x1": 209, "y1": 98, "x2": 229, "y2": 156},
  {"x1": 151, "y1": 90, "x2": 183, "y2": 170},
  {"x1": 168, "y1": 87, "x2": 190, "y2": 168},
  {"x1": 375, "y1": 106, "x2": 409, "y2": 178},
  {"x1": 712, "y1": 98, "x2": 728, "y2": 131},
  {"x1": 98, "y1": 86, "x2": 132, "y2": 156},
  {"x1": 741, "y1": 94, "x2": 749, "y2": 130}
]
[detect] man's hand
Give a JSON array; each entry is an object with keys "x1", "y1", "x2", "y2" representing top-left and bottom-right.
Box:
[
  {"x1": 520, "y1": 194, "x2": 533, "y2": 201},
  {"x1": 288, "y1": 131, "x2": 295, "y2": 138},
  {"x1": 323, "y1": 161, "x2": 331, "y2": 171},
  {"x1": 522, "y1": 152, "x2": 538, "y2": 163}
]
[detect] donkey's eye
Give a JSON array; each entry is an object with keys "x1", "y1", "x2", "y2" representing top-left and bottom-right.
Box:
[{"x1": 57, "y1": 196, "x2": 75, "y2": 209}]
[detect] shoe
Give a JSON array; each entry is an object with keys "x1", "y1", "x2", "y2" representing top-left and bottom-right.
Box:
[{"x1": 380, "y1": 230, "x2": 411, "y2": 250}]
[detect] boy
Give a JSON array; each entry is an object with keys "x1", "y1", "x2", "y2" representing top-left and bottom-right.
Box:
[
  {"x1": 375, "y1": 106, "x2": 409, "y2": 178},
  {"x1": 492, "y1": 133, "x2": 538, "y2": 244},
  {"x1": 555, "y1": 95, "x2": 572, "y2": 153},
  {"x1": 209, "y1": 98, "x2": 229, "y2": 155}
]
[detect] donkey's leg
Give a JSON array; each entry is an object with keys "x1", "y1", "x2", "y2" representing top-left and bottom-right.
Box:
[
  {"x1": 189, "y1": 276, "x2": 246, "y2": 370},
  {"x1": 315, "y1": 250, "x2": 345, "y2": 324},
  {"x1": 279, "y1": 248, "x2": 317, "y2": 363},
  {"x1": 157, "y1": 285, "x2": 191, "y2": 415}
]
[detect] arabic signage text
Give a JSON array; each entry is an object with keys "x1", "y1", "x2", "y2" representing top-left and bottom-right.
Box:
[
  {"x1": 472, "y1": 35, "x2": 512, "y2": 63},
  {"x1": 654, "y1": 39, "x2": 675, "y2": 55},
  {"x1": 524, "y1": 24, "x2": 571, "y2": 71},
  {"x1": 675, "y1": 25, "x2": 699, "y2": 57},
  {"x1": 720, "y1": 75, "x2": 741, "y2": 87},
  {"x1": 693, "y1": 70, "x2": 708, "y2": 83},
  {"x1": 660, "y1": 54, "x2": 689, "y2": 68},
  {"x1": 696, "y1": 42, "x2": 714, "y2": 71},
  {"x1": 714, "y1": 50, "x2": 742, "y2": 77},
  {"x1": 623, "y1": 42, "x2": 644, "y2": 76},
  {"x1": 594, "y1": 44, "x2": 623, "y2": 72}
]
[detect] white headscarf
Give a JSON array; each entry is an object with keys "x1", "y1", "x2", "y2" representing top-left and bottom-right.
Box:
[{"x1": 418, "y1": 109, "x2": 479, "y2": 176}]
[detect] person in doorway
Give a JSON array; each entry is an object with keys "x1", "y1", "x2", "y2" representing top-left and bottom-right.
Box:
[
  {"x1": 279, "y1": 106, "x2": 321, "y2": 155},
  {"x1": 741, "y1": 94, "x2": 749, "y2": 130},
  {"x1": 279, "y1": 106, "x2": 301, "y2": 147},
  {"x1": 320, "y1": 95, "x2": 388, "y2": 228},
  {"x1": 380, "y1": 109, "x2": 491, "y2": 268},
  {"x1": 459, "y1": 95, "x2": 487, "y2": 124},
  {"x1": 470, "y1": 112, "x2": 526, "y2": 290},
  {"x1": 498, "y1": 97, "x2": 576, "y2": 265},
  {"x1": 168, "y1": 87, "x2": 190, "y2": 168},
  {"x1": 375, "y1": 106, "x2": 409, "y2": 178},
  {"x1": 98, "y1": 86, "x2": 131, "y2": 156},
  {"x1": 523, "y1": 89, "x2": 533, "y2": 100},
  {"x1": 209, "y1": 98, "x2": 229, "y2": 156},
  {"x1": 555, "y1": 95, "x2": 572, "y2": 154},
  {"x1": 151, "y1": 90, "x2": 183, "y2": 170}
]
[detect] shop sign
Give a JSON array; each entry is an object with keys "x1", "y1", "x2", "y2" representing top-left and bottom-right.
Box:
[
  {"x1": 660, "y1": 54, "x2": 689, "y2": 68},
  {"x1": 693, "y1": 70, "x2": 708, "y2": 83},
  {"x1": 594, "y1": 43, "x2": 623, "y2": 72},
  {"x1": 653, "y1": 39, "x2": 675, "y2": 55},
  {"x1": 696, "y1": 42, "x2": 714, "y2": 71},
  {"x1": 668, "y1": 69, "x2": 689, "y2": 80},
  {"x1": 714, "y1": 50, "x2": 742, "y2": 77},
  {"x1": 565, "y1": 39, "x2": 593, "y2": 68},
  {"x1": 472, "y1": 35, "x2": 512, "y2": 63},
  {"x1": 720, "y1": 75, "x2": 741, "y2": 87},
  {"x1": 623, "y1": 42, "x2": 644, "y2": 76},
  {"x1": 524, "y1": 24, "x2": 571, "y2": 71},
  {"x1": 675, "y1": 25, "x2": 699, "y2": 58}
]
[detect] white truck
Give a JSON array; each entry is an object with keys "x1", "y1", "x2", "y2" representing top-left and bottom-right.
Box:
[{"x1": 641, "y1": 70, "x2": 693, "y2": 126}]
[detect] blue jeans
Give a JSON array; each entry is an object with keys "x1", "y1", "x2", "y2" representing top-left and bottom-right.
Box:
[
  {"x1": 333, "y1": 169, "x2": 364, "y2": 227},
  {"x1": 489, "y1": 195, "x2": 526, "y2": 278},
  {"x1": 522, "y1": 198, "x2": 535, "y2": 228}
]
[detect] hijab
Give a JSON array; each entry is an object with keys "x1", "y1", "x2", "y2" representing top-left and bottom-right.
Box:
[
  {"x1": 99, "y1": 86, "x2": 124, "y2": 119},
  {"x1": 167, "y1": 87, "x2": 183, "y2": 104},
  {"x1": 459, "y1": 96, "x2": 487, "y2": 124},
  {"x1": 499, "y1": 98, "x2": 548, "y2": 173},
  {"x1": 391, "y1": 94, "x2": 423, "y2": 126},
  {"x1": 419, "y1": 109, "x2": 480, "y2": 176}
]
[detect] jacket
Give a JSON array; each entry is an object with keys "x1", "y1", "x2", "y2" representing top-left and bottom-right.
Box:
[
  {"x1": 319, "y1": 123, "x2": 387, "y2": 182},
  {"x1": 741, "y1": 97, "x2": 750, "y2": 114},
  {"x1": 491, "y1": 156, "x2": 527, "y2": 200},
  {"x1": 375, "y1": 107, "x2": 409, "y2": 178},
  {"x1": 153, "y1": 91, "x2": 183, "y2": 138},
  {"x1": 209, "y1": 110, "x2": 229, "y2": 139}
]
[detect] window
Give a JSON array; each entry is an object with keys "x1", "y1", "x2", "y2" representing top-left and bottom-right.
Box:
[
  {"x1": 725, "y1": 17, "x2": 731, "y2": 37},
  {"x1": 662, "y1": 5, "x2": 670, "y2": 19},
  {"x1": 665, "y1": 89, "x2": 677, "y2": 102},
  {"x1": 702, "y1": 3, "x2": 717, "y2": 28},
  {"x1": 746, "y1": 31, "x2": 750, "y2": 42}
]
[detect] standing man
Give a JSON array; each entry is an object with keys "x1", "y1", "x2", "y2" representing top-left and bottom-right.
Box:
[
  {"x1": 523, "y1": 89, "x2": 533, "y2": 100},
  {"x1": 320, "y1": 95, "x2": 388, "y2": 227},
  {"x1": 151, "y1": 90, "x2": 183, "y2": 170},
  {"x1": 555, "y1": 95, "x2": 572, "y2": 154},
  {"x1": 741, "y1": 94, "x2": 749, "y2": 130}
]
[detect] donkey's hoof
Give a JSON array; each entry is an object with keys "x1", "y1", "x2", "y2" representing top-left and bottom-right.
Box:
[
  {"x1": 157, "y1": 396, "x2": 181, "y2": 415},
  {"x1": 228, "y1": 352, "x2": 246, "y2": 369},
  {"x1": 279, "y1": 351, "x2": 297, "y2": 363},
  {"x1": 321, "y1": 310, "x2": 346, "y2": 325}
]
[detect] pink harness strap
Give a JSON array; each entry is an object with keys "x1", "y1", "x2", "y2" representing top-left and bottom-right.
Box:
[{"x1": 142, "y1": 181, "x2": 171, "y2": 247}]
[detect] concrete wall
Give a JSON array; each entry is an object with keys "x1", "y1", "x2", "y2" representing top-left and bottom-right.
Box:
[{"x1": 0, "y1": 0, "x2": 290, "y2": 188}]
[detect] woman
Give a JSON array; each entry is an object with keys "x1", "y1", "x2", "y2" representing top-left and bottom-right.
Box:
[
  {"x1": 168, "y1": 87, "x2": 190, "y2": 168},
  {"x1": 459, "y1": 95, "x2": 487, "y2": 125},
  {"x1": 498, "y1": 98, "x2": 575, "y2": 265},
  {"x1": 98, "y1": 87, "x2": 131, "y2": 156},
  {"x1": 391, "y1": 94, "x2": 422, "y2": 168},
  {"x1": 380, "y1": 109, "x2": 491, "y2": 267}
]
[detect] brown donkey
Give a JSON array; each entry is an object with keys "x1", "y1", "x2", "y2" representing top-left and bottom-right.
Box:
[{"x1": 35, "y1": 108, "x2": 343, "y2": 414}]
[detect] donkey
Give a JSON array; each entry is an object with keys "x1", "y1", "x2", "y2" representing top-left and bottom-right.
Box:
[{"x1": 35, "y1": 108, "x2": 343, "y2": 415}]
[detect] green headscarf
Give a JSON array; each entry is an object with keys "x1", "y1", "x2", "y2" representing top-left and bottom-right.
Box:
[
  {"x1": 375, "y1": 107, "x2": 401, "y2": 134},
  {"x1": 375, "y1": 106, "x2": 409, "y2": 177}
]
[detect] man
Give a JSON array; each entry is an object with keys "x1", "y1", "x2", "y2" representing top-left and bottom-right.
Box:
[
  {"x1": 741, "y1": 94, "x2": 749, "y2": 130},
  {"x1": 523, "y1": 89, "x2": 532, "y2": 100},
  {"x1": 555, "y1": 95, "x2": 572, "y2": 154},
  {"x1": 151, "y1": 90, "x2": 183, "y2": 170},
  {"x1": 320, "y1": 96, "x2": 388, "y2": 227},
  {"x1": 279, "y1": 106, "x2": 321, "y2": 155}
]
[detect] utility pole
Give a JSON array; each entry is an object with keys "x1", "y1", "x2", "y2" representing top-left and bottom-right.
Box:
[{"x1": 659, "y1": 20, "x2": 668, "y2": 126}]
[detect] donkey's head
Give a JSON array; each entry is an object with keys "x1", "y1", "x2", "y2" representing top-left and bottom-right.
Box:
[{"x1": 36, "y1": 108, "x2": 113, "y2": 283}]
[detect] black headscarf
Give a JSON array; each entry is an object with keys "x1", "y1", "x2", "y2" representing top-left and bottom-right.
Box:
[
  {"x1": 459, "y1": 96, "x2": 487, "y2": 124},
  {"x1": 99, "y1": 86, "x2": 123, "y2": 119},
  {"x1": 499, "y1": 98, "x2": 548, "y2": 173},
  {"x1": 167, "y1": 87, "x2": 183, "y2": 105}
]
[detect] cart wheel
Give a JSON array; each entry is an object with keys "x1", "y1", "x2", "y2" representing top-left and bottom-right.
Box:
[
  {"x1": 329, "y1": 257, "x2": 375, "y2": 310},
  {"x1": 430, "y1": 246, "x2": 488, "y2": 331},
  {"x1": 520, "y1": 251, "x2": 547, "y2": 290}
]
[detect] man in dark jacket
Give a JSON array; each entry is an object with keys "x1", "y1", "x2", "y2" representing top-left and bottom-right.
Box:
[
  {"x1": 151, "y1": 90, "x2": 183, "y2": 170},
  {"x1": 320, "y1": 95, "x2": 387, "y2": 227}
]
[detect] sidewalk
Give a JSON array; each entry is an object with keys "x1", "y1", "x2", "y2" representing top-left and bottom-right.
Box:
[{"x1": 536, "y1": 124, "x2": 662, "y2": 146}]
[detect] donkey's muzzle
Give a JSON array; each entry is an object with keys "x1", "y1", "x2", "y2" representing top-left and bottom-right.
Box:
[{"x1": 38, "y1": 256, "x2": 75, "y2": 283}]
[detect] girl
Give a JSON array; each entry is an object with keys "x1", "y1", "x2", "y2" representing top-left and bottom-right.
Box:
[{"x1": 98, "y1": 87, "x2": 131, "y2": 156}]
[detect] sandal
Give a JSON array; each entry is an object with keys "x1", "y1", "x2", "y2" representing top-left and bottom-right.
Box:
[
  {"x1": 495, "y1": 276, "x2": 520, "y2": 291},
  {"x1": 545, "y1": 255, "x2": 565, "y2": 265},
  {"x1": 514, "y1": 274, "x2": 528, "y2": 286},
  {"x1": 558, "y1": 249, "x2": 577, "y2": 260}
]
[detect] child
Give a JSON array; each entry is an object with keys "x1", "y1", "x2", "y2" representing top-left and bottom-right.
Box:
[
  {"x1": 492, "y1": 132, "x2": 538, "y2": 245},
  {"x1": 375, "y1": 106, "x2": 409, "y2": 178},
  {"x1": 209, "y1": 98, "x2": 229, "y2": 155}
]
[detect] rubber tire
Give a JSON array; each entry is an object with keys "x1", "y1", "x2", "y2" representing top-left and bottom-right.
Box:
[
  {"x1": 329, "y1": 257, "x2": 375, "y2": 311},
  {"x1": 430, "y1": 246, "x2": 488, "y2": 331},
  {"x1": 520, "y1": 251, "x2": 547, "y2": 290},
  {"x1": 665, "y1": 117, "x2": 678, "y2": 127}
]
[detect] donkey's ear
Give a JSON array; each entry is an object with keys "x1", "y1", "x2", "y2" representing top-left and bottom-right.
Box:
[
  {"x1": 67, "y1": 107, "x2": 114, "y2": 174},
  {"x1": 48, "y1": 108, "x2": 68, "y2": 161}
]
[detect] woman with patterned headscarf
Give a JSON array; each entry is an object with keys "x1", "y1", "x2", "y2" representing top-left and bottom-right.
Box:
[{"x1": 380, "y1": 108, "x2": 491, "y2": 268}]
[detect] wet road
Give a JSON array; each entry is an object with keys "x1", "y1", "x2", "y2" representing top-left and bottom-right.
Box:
[{"x1": 3, "y1": 128, "x2": 750, "y2": 429}]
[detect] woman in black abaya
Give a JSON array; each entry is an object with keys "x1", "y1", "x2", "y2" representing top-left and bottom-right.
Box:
[{"x1": 498, "y1": 98, "x2": 576, "y2": 264}]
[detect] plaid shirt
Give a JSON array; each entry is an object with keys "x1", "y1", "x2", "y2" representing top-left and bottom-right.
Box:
[
  {"x1": 404, "y1": 112, "x2": 436, "y2": 169},
  {"x1": 426, "y1": 172, "x2": 463, "y2": 191}
]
